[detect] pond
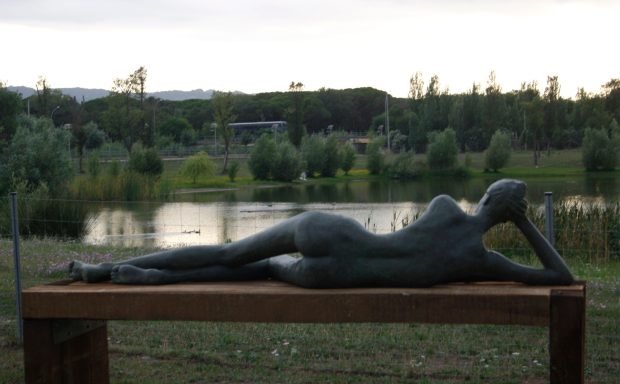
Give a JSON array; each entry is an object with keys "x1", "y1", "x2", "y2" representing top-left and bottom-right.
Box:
[{"x1": 83, "y1": 175, "x2": 619, "y2": 248}]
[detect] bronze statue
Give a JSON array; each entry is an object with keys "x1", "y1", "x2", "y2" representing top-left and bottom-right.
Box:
[{"x1": 70, "y1": 179, "x2": 574, "y2": 287}]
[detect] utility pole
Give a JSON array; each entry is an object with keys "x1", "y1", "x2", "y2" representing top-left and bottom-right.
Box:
[{"x1": 385, "y1": 93, "x2": 390, "y2": 152}]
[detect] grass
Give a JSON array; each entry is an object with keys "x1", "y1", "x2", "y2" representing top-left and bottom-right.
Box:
[{"x1": 1, "y1": 238, "x2": 618, "y2": 383}]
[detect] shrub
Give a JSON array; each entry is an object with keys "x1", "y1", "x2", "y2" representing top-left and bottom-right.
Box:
[
  {"x1": 321, "y1": 134, "x2": 341, "y2": 177},
  {"x1": 300, "y1": 134, "x2": 325, "y2": 177},
  {"x1": 128, "y1": 143, "x2": 163, "y2": 176},
  {"x1": 227, "y1": 161, "x2": 239, "y2": 182},
  {"x1": 87, "y1": 153, "x2": 101, "y2": 178},
  {"x1": 366, "y1": 137, "x2": 385, "y2": 175},
  {"x1": 249, "y1": 134, "x2": 276, "y2": 180},
  {"x1": 386, "y1": 151, "x2": 426, "y2": 179},
  {"x1": 340, "y1": 142, "x2": 356, "y2": 175},
  {"x1": 272, "y1": 140, "x2": 303, "y2": 182},
  {"x1": 485, "y1": 130, "x2": 511, "y2": 172},
  {"x1": 582, "y1": 125, "x2": 620, "y2": 171},
  {"x1": 426, "y1": 128, "x2": 458, "y2": 170},
  {"x1": 179, "y1": 151, "x2": 215, "y2": 183}
]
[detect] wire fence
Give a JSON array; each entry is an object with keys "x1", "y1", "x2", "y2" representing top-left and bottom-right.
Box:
[{"x1": 1, "y1": 195, "x2": 619, "y2": 382}]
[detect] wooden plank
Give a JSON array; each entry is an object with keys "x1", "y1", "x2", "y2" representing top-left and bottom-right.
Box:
[
  {"x1": 23, "y1": 319, "x2": 110, "y2": 384},
  {"x1": 23, "y1": 281, "x2": 584, "y2": 325},
  {"x1": 549, "y1": 288, "x2": 586, "y2": 384}
]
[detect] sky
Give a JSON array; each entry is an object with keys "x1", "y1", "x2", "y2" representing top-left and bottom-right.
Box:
[{"x1": 1, "y1": 0, "x2": 618, "y2": 99}]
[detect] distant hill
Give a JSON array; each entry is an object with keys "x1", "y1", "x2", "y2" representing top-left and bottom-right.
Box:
[{"x1": 6, "y1": 86, "x2": 222, "y2": 101}]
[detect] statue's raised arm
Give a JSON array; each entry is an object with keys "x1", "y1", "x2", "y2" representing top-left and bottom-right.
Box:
[{"x1": 69, "y1": 179, "x2": 574, "y2": 287}]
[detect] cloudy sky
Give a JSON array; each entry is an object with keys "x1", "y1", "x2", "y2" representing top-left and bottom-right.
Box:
[{"x1": 1, "y1": 0, "x2": 618, "y2": 98}]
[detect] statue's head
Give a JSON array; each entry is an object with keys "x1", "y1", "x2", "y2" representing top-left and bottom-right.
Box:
[{"x1": 476, "y1": 179, "x2": 527, "y2": 224}]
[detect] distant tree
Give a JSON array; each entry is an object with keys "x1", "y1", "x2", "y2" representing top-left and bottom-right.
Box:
[
  {"x1": 426, "y1": 128, "x2": 458, "y2": 170},
  {"x1": 111, "y1": 66, "x2": 148, "y2": 149},
  {"x1": 272, "y1": 140, "x2": 303, "y2": 182},
  {"x1": 159, "y1": 117, "x2": 193, "y2": 143},
  {"x1": 212, "y1": 91, "x2": 237, "y2": 172},
  {"x1": 321, "y1": 134, "x2": 341, "y2": 177},
  {"x1": 0, "y1": 85, "x2": 22, "y2": 142},
  {"x1": 180, "y1": 152, "x2": 216, "y2": 183},
  {"x1": 339, "y1": 141, "x2": 356, "y2": 175},
  {"x1": 287, "y1": 81, "x2": 306, "y2": 147},
  {"x1": 300, "y1": 134, "x2": 325, "y2": 177},
  {"x1": 366, "y1": 137, "x2": 385, "y2": 175},
  {"x1": 582, "y1": 125, "x2": 620, "y2": 171},
  {"x1": 543, "y1": 75, "x2": 562, "y2": 153},
  {"x1": 482, "y1": 71, "x2": 506, "y2": 146},
  {"x1": 602, "y1": 78, "x2": 620, "y2": 123},
  {"x1": 35, "y1": 76, "x2": 52, "y2": 117},
  {"x1": 485, "y1": 130, "x2": 512, "y2": 172},
  {"x1": 518, "y1": 82, "x2": 544, "y2": 165},
  {"x1": 249, "y1": 134, "x2": 276, "y2": 180}
]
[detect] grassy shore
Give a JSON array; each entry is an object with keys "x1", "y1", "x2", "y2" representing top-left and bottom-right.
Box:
[
  {"x1": 163, "y1": 148, "x2": 614, "y2": 191},
  {"x1": 1, "y1": 238, "x2": 618, "y2": 383}
]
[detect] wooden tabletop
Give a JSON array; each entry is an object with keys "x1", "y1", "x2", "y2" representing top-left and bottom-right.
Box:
[{"x1": 22, "y1": 280, "x2": 585, "y2": 326}]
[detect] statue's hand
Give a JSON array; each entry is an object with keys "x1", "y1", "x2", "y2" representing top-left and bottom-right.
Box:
[{"x1": 508, "y1": 198, "x2": 528, "y2": 223}]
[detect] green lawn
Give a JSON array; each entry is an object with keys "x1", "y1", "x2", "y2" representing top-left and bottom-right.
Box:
[{"x1": 1, "y1": 239, "x2": 618, "y2": 383}]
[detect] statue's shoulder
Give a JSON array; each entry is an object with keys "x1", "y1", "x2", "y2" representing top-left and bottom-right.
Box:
[{"x1": 426, "y1": 195, "x2": 463, "y2": 215}]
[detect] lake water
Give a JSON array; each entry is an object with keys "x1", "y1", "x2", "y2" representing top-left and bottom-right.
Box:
[{"x1": 83, "y1": 175, "x2": 619, "y2": 248}]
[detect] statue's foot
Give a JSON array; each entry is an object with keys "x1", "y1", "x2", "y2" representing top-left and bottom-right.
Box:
[
  {"x1": 69, "y1": 260, "x2": 84, "y2": 280},
  {"x1": 69, "y1": 261, "x2": 113, "y2": 283},
  {"x1": 111, "y1": 265, "x2": 165, "y2": 284}
]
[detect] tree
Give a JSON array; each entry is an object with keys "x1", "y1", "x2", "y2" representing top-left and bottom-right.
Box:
[
  {"x1": 212, "y1": 91, "x2": 237, "y2": 172},
  {"x1": 482, "y1": 71, "x2": 506, "y2": 147},
  {"x1": 111, "y1": 67, "x2": 148, "y2": 149},
  {"x1": 0, "y1": 85, "x2": 22, "y2": 142},
  {"x1": 543, "y1": 75, "x2": 562, "y2": 153},
  {"x1": 340, "y1": 141, "x2": 356, "y2": 175},
  {"x1": 300, "y1": 134, "x2": 325, "y2": 177},
  {"x1": 366, "y1": 137, "x2": 385, "y2": 175},
  {"x1": 426, "y1": 128, "x2": 458, "y2": 170},
  {"x1": 35, "y1": 76, "x2": 52, "y2": 117},
  {"x1": 518, "y1": 82, "x2": 544, "y2": 165},
  {"x1": 287, "y1": 81, "x2": 306, "y2": 147},
  {"x1": 582, "y1": 125, "x2": 620, "y2": 171},
  {"x1": 321, "y1": 134, "x2": 340, "y2": 177},
  {"x1": 272, "y1": 140, "x2": 303, "y2": 182},
  {"x1": 485, "y1": 130, "x2": 512, "y2": 171},
  {"x1": 603, "y1": 78, "x2": 620, "y2": 123},
  {"x1": 180, "y1": 152, "x2": 216, "y2": 183},
  {"x1": 159, "y1": 117, "x2": 194, "y2": 143},
  {"x1": 249, "y1": 134, "x2": 276, "y2": 180},
  {"x1": 0, "y1": 116, "x2": 73, "y2": 195}
]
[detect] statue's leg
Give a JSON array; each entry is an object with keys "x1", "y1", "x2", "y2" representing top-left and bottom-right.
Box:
[
  {"x1": 267, "y1": 255, "x2": 345, "y2": 288},
  {"x1": 111, "y1": 260, "x2": 270, "y2": 285},
  {"x1": 71, "y1": 214, "x2": 304, "y2": 283}
]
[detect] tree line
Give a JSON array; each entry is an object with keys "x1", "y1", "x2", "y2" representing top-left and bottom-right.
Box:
[{"x1": 1, "y1": 69, "x2": 620, "y2": 190}]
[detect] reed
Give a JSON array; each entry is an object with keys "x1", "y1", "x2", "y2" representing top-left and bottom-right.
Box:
[
  {"x1": 69, "y1": 171, "x2": 172, "y2": 201},
  {"x1": 483, "y1": 201, "x2": 620, "y2": 262}
]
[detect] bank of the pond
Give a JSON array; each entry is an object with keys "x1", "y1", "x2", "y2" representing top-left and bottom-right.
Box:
[{"x1": 163, "y1": 148, "x2": 618, "y2": 195}]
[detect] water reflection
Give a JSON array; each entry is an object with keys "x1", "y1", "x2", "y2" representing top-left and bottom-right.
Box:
[{"x1": 84, "y1": 176, "x2": 618, "y2": 248}]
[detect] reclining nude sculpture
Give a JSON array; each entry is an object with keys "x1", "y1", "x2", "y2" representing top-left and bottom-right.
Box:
[{"x1": 69, "y1": 179, "x2": 574, "y2": 287}]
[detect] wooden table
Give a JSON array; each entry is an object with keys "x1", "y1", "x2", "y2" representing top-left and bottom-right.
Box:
[{"x1": 22, "y1": 280, "x2": 586, "y2": 383}]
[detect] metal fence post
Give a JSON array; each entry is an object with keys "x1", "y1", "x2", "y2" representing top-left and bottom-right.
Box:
[
  {"x1": 10, "y1": 192, "x2": 23, "y2": 343},
  {"x1": 544, "y1": 192, "x2": 555, "y2": 247}
]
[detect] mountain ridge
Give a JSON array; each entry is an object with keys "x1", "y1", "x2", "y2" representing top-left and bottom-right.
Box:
[{"x1": 6, "y1": 86, "x2": 223, "y2": 101}]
